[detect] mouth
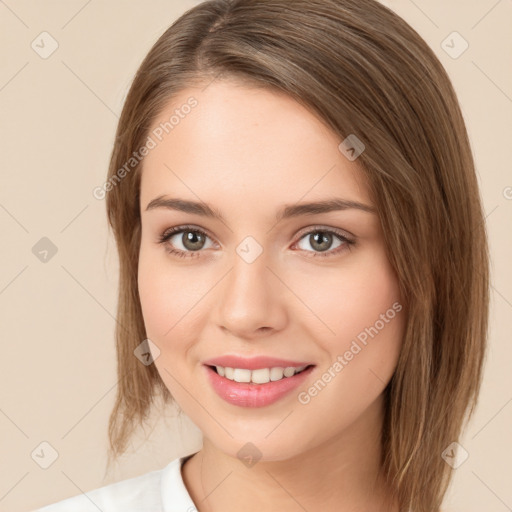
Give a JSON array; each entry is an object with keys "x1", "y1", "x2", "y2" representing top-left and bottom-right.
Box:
[
  {"x1": 206, "y1": 364, "x2": 315, "y2": 384},
  {"x1": 204, "y1": 363, "x2": 316, "y2": 408}
]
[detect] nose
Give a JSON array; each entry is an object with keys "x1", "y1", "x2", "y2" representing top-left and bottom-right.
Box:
[{"x1": 214, "y1": 248, "x2": 288, "y2": 339}]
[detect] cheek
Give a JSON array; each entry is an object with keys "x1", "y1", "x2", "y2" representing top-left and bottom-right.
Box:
[
  {"x1": 137, "y1": 251, "x2": 174, "y2": 338},
  {"x1": 137, "y1": 251, "x2": 197, "y2": 401},
  {"x1": 137, "y1": 246, "x2": 222, "y2": 399},
  {"x1": 292, "y1": 246, "x2": 403, "y2": 344},
  {"x1": 294, "y1": 248, "x2": 405, "y2": 416},
  {"x1": 137, "y1": 245, "x2": 206, "y2": 340}
]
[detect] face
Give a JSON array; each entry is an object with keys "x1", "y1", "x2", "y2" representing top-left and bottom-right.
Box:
[{"x1": 137, "y1": 79, "x2": 405, "y2": 461}]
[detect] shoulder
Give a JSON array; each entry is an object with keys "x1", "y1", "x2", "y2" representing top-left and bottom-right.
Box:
[
  {"x1": 32, "y1": 454, "x2": 195, "y2": 512},
  {"x1": 33, "y1": 467, "x2": 164, "y2": 512}
]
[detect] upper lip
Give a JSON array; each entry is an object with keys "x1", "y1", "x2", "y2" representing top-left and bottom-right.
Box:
[{"x1": 203, "y1": 355, "x2": 314, "y2": 370}]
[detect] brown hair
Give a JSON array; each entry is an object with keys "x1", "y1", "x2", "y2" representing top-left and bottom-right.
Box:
[{"x1": 104, "y1": 1, "x2": 489, "y2": 510}]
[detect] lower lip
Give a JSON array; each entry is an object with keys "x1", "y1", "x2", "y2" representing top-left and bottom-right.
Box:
[{"x1": 204, "y1": 365, "x2": 315, "y2": 408}]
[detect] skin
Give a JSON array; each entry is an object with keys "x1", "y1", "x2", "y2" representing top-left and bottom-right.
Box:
[{"x1": 137, "y1": 79, "x2": 405, "y2": 512}]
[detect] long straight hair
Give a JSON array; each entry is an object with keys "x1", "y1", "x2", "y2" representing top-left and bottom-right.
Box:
[{"x1": 104, "y1": 1, "x2": 490, "y2": 510}]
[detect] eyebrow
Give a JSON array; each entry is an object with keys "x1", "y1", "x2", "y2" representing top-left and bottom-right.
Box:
[{"x1": 145, "y1": 195, "x2": 376, "y2": 222}]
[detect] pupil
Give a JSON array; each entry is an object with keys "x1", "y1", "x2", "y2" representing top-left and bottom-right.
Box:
[
  {"x1": 183, "y1": 231, "x2": 204, "y2": 250},
  {"x1": 311, "y1": 232, "x2": 331, "y2": 252}
]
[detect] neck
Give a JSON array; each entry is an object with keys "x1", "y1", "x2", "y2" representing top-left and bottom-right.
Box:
[{"x1": 182, "y1": 394, "x2": 398, "y2": 512}]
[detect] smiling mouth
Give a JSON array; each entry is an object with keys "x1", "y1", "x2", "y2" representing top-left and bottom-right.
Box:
[{"x1": 207, "y1": 364, "x2": 315, "y2": 385}]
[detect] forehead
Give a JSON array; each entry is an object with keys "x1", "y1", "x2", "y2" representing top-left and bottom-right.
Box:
[{"x1": 140, "y1": 80, "x2": 371, "y2": 213}]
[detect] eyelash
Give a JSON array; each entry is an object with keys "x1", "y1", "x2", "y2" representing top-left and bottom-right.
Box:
[{"x1": 157, "y1": 224, "x2": 355, "y2": 259}]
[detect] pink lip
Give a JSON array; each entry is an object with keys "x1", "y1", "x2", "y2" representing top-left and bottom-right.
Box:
[
  {"x1": 203, "y1": 364, "x2": 315, "y2": 408},
  {"x1": 203, "y1": 355, "x2": 313, "y2": 370}
]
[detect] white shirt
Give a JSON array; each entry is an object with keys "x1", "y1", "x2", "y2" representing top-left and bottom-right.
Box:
[{"x1": 34, "y1": 452, "x2": 199, "y2": 512}]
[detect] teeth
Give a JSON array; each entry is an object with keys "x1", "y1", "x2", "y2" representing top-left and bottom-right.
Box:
[
  {"x1": 233, "y1": 368, "x2": 251, "y2": 383},
  {"x1": 214, "y1": 365, "x2": 307, "y2": 384},
  {"x1": 252, "y1": 368, "x2": 270, "y2": 384},
  {"x1": 283, "y1": 367, "x2": 296, "y2": 377},
  {"x1": 270, "y1": 367, "x2": 284, "y2": 381}
]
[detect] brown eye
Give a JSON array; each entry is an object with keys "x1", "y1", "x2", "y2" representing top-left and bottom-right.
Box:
[
  {"x1": 294, "y1": 227, "x2": 354, "y2": 258},
  {"x1": 307, "y1": 232, "x2": 335, "y2": 252},
  {"x1": 178, "y1": 230, "x2": 207, "y2": 251},
  {"x1": 158, "y1": 226, "x2": 215, "y2": 258}
]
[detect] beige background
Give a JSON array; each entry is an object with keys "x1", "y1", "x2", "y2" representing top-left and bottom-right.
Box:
[{"x1": 0, "y1": 1, "x2": 510, "y2": 511}]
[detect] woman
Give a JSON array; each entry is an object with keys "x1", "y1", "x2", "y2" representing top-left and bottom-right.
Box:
[{"x1": 36, "y1": 0, "x2": 489, "y2": 510}]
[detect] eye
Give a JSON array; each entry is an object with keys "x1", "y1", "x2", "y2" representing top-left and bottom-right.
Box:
[
  {"x1": 157, "y1": 225, "x2": 354, "y2": 259},
  {"x1": 292, "y1": 227, "x2": 354, "y2": 258},
  {"x1": 157, "y1": 225, "x2": 215, "y2": 258}
]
